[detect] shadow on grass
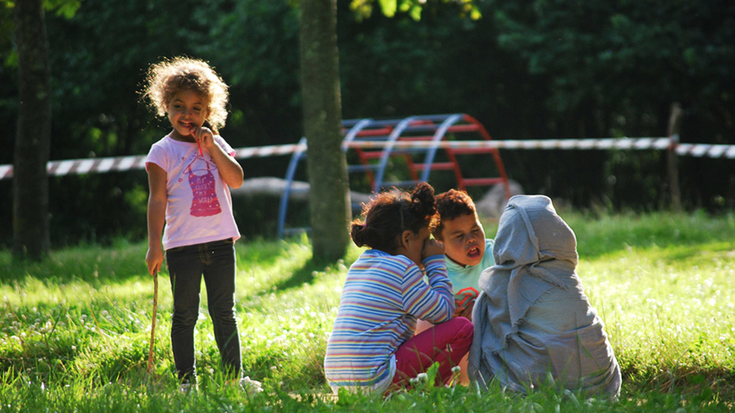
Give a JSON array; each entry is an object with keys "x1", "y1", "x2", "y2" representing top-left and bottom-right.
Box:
[
  {"x1": 621, "y1": 363, "x2": 735, "y2": 402},
  {"x1": 561, "y1": 212, "x2": 735, "y2": 259},
  {"x1": 0, "y1": 241, "x2": 147, "y2": 286},
  {"x1": 0, "y1": 237, "x2": 303, "y2": 286},
  {"x1": 269, "y1": 257, "x2": 337, "y2": 293}
]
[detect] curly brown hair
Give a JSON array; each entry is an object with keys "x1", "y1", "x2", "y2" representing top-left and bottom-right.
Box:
[
  {"x1": 433, "y1": 189, "x2": 477, "y2": 238},
  {"x1": 141, "y1": 56, "x2": 229, "y2": 132},
  {"x1": 350, "y1": 182, "x2": 438, "y2": 254}
]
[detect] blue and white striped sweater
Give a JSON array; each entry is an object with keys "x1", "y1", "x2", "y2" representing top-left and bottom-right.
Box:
[{"x1": 324, "y1": 249, "x2": 454, "y2": 390}]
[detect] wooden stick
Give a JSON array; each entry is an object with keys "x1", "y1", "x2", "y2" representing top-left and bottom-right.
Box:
[{"x1": 147, "y1": 272, "x2": 159, "y2": 374}]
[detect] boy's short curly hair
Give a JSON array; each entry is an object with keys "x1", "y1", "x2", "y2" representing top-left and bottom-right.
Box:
[
  {"x1": 142, "y1": 56, "x2": 229, "y2": 131},
  {"x1": 433, "y1": 189, "x2": 477, "y2": 238}
]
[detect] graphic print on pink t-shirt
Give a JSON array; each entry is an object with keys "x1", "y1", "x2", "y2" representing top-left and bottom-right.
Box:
[{"x1": 186, "y1": 158, "x2": 221, "y2": 217}]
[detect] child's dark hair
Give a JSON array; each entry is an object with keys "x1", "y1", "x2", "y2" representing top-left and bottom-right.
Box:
[
  {"x1": 350, "y1": 182, "x2": 438, "y2": 253},
  {"x1": 433, "y1": 189, "x2": 477, "y2": 238}
]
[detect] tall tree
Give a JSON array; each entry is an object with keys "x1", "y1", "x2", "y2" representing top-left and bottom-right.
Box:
[
  {"x1": 13, "y1": 0, "x2": 52, "y2": 261},
  {"x1": 296, "y1": 0, "x2": 483, "y2": 261},
  {"x1": 299, "y1": 0, "x2": 351, "y2": 262}
]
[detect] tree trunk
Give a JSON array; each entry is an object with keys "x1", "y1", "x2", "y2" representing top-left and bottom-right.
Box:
[
  {"x1": 298, "y1": 0, "x2": 351, "y2": 262},
  {"x1": 13, "y1": 0, "x2": 51, "y2": 261}
]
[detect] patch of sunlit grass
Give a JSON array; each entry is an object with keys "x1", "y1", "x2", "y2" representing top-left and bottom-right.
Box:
[
  {"x1": 570, "y1": 213, "x2": 735, "y2": 399},
  {"x1": 0, "y1": 211, "x2": 733, "y2": 411}
]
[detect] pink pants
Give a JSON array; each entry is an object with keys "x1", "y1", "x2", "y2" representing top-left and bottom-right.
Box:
[{"x1": 391, "y1": 317, "x2": 473, "y2": 388}]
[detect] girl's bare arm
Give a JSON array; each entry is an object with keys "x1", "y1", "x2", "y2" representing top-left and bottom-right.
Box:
[
  {"x1": 192, "y1": 126, "x2": 244, "y2": 188},
  {"x1": 146, "y1": 164, "x2": 167, "y2": 276}
]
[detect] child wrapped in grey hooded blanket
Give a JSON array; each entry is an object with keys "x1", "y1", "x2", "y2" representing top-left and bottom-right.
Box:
[{"x1": 467, "y1": 195, "x2": 621, "y2": 398}]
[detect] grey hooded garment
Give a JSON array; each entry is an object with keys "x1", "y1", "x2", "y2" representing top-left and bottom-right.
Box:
[{"x1": 467, "y1": 195, "x2": 621, "y2": 398}]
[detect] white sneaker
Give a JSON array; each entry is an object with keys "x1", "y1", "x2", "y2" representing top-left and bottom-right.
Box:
[
  {"x1": 179, "y1": 382, "x2": 198, "y2": 393},
  {"x1": 228, "y1": 376, "x2": 263, "y2": 396}
]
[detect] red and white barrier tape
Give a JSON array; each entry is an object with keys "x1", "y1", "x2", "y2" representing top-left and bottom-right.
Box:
[
  {"x1": 0, "y1": 137, "x2": 732, "y2": 180},
  {"x1": 234, "y1": 143, "x2": 307, "y2": 159},
  {"x1": 0, "y1": 155, "x2": 148, "y2": 181},
  {"x1": 0, "y1": 143, "x2": 308, "y2": 180},
  {"x1": 344, "y1": 137, "x2": 674, "y2": 151}
]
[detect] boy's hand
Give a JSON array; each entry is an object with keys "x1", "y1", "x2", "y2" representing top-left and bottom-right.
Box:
[
  {"x1": 422, "y1": 238, "x2": 444, "y2": 259},
  {"x1": 455, "y1": 301, "x2": 475, "y2": 320}
]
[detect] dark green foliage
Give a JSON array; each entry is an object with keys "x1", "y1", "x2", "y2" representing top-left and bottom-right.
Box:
[
  {"x1": 0, "y1": 0, "x2": 733, "y2": 248},
  {"x1": 481, "y1": 0, "x2": 735, "y2": 210}
]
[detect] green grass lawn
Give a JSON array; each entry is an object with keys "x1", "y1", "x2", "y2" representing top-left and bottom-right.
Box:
[{"x1": 0, "y1": 211, "x2": 733, "y2": 412}]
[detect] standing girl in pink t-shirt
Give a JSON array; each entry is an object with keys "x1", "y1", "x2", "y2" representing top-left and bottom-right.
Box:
[{"x1": 142, "y1": 56, "x2": 260, "y2": 393}]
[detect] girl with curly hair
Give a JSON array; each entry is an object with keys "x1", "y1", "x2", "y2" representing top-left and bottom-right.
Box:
[{"x1": 142, "y1": 57, "x2": 260, "y2": 393}]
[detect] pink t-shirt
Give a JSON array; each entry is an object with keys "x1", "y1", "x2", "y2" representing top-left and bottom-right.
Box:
[{"x1": 146, "y1": 135, "x2": 241, "y2": 250}]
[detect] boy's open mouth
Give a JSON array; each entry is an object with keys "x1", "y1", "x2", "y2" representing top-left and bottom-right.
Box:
[{"x1": 467, "y1": 246, "x2": 481, "y2": 259}]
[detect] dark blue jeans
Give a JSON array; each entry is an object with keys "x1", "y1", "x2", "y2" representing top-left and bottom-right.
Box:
[{"x1": 166, "y1": 238, "x2": 241, "y2": 383}]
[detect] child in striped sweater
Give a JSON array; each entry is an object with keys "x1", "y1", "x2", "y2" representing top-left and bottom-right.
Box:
[{"x1": 324, "y1": 183, "x2": 474, "y2": 394}]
